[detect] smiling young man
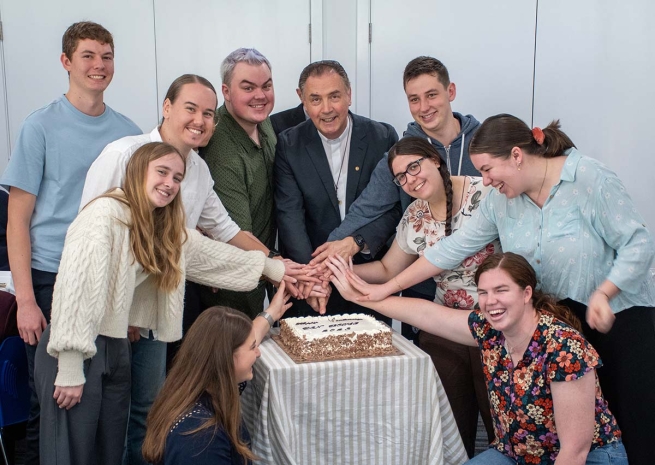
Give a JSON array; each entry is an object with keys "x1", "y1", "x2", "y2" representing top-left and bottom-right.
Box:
[
  {"x1": 0, "y1": 21, "x2": 141, "y2": 465},
  {"x1": 201, "y1": 48, "x2": 278, "y2": 318},
  {"x1": 274, "y1": 60, "x2": 399, "y2": 318}
]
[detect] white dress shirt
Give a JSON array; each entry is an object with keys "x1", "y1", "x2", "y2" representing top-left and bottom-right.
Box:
[
  {"x1": 80, "y1": 127, "x2": 240, "y2": 242},
  {"x1": 318, "y1": 116, "x2": 352, "y2": 220}
]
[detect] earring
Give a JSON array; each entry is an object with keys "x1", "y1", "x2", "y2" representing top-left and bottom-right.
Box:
[{"x1": 517, "y1": 162, "x2": 522, "y2": 171}]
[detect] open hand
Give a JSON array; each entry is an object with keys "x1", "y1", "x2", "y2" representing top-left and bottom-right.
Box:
[
  {"x1": 325, "y1": 255, "x2": 363, "y2": 303},
  {"x1": 266, "y1": 281, "x2": 294, "y2": 321}
]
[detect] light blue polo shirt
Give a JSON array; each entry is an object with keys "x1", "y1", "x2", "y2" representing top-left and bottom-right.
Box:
[{"x1": 1, "y1": 95, "x2": 141, "y2": 273}]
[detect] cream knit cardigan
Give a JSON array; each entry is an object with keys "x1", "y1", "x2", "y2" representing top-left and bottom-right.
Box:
[{"x1": 47, "y1": 195, "x2": 284, "y2": 386}]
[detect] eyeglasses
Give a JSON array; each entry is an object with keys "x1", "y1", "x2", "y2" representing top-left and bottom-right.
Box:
[{"x1": 392, "y1": 157, "x2": 428, "y2": 186}]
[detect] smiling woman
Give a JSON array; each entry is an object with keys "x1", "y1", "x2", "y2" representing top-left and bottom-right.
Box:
[
  {"x1": 33, "y1": 141, "x2": 287, "y2": 465},
  {"x1": 327, "y1": 252, "x2": 628, "y2": 465},
  {"x1": 143, "y1": 286, "x2": 292, "y2": 465}
]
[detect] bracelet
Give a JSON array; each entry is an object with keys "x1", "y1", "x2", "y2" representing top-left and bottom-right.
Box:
[
  {"x1": 257, "y1": 311, "x2": 275, "y2": 328},
  {"x1": 595, "y1": 289, "x2": 611, "y2": 300},
  {"x1": 393, "y1": 277, "x2": 404, "y2": 293}
]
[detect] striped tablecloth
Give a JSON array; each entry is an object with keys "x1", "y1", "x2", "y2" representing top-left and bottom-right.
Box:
[{"x1": 241, "y1": 330, "x2": 468, "y2": 465}]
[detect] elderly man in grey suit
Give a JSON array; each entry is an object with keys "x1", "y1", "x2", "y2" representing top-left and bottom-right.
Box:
[{"x1": 274, "y1": 60, "x2": 399, "y2": 318}]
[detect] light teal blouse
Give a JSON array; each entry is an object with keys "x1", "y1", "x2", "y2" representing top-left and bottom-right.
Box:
[{"x1": 424, "y1": 148, "x2": 655, "y2": 312}]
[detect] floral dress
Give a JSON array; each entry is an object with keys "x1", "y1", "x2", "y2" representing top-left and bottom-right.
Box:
[
  {"x1": 468, "y1": 310, "x2": 622, "y2": 464},
  {"x1": 396, "y1": 176, "x2": 501, "y2": 308}
]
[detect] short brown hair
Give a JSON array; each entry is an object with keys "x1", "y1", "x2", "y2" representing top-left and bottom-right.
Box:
[
  {"x1": 62, "y1": 21, "x2": 114, "y2": 60},
  {"x1": 403, "y1": 56, "x2": 450, "y2": 90},
  {"x1": 298, "y1": 60, "x2": 350, "y2": 94}
]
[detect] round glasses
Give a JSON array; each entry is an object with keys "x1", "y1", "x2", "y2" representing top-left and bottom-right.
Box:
[{"x1": 392, "y1": 156, "x2": 428, "y2": 186}]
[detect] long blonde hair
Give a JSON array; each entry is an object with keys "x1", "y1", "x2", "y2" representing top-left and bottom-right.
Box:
[
  {"x1": 143, "y1": 306, "x2": 257, "y2": 463},
  {"x1": 102, "y1": 141, "x2": 187, "y2": 292}
]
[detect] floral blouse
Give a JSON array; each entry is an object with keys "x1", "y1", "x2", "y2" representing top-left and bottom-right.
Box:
[
  {"x1": 396, "y1": 177, "x2": 501, "y2": 308},
  {"x1": 468, "y1": 310, "x2": 621, "y2": 464}
]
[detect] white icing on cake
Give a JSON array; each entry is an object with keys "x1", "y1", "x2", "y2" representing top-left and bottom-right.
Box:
[{"x1": 283, "y1": 314, "x2": 387, "y2": 341}]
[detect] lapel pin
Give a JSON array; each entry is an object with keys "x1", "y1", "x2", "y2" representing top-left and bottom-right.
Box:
[{"x1": 355, "y1": 166, "x2": 360, "y2": 171}]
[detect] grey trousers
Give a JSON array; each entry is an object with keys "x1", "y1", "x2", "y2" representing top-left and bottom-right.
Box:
[{"x1": 35, "y1": 325, "x2": 131, "y2": 465}]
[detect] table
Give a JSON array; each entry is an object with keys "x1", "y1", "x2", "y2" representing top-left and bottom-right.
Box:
[{"x1": 241, "y1": 330, "x2": 468, "y2": 465}]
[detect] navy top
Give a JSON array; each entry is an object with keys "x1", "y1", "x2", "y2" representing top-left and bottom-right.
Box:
[{"x1": 164, "y1": 394, "x2": 252, "y2": 465}]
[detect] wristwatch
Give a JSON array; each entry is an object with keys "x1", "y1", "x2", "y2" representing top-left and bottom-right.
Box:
[
  {"x1": 351, "y1": 234, "x2": 366, "y2": 251},
  {"x1": 257, "y1": 311, "x2": 275, "y2": 328},
  {"x1": 268, "y1": 249, "x2": 281, "y2": 258}
]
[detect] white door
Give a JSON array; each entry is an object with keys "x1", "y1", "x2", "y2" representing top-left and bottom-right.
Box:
[
  {"x1": 0, "y1": 0, "x2": 158, "y2": 147},
  {"x1": 368, "y1": 0, "x2": 537, "y2": 137},
  {"x1": 153, "y1": 0, "x2": 312, "y2": 118},
  {"x1": 533, "y1": 0, "x2": 655, "y2": 229}
]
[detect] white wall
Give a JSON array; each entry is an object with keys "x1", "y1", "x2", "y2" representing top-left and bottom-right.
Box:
[
  {"x1": 153, "y1": 0, "x2": 311, "y2": 121},
  {"x1": 0, "y1": 0, "x2": 159, "y2": 143},
  {"x1": 369, "y1": 0, "x2": 536, "y2": 137},
  {"x1": 533, "y1": 0, "x2": 655, "y2": 230},
  {"x1": 0, "y1": 0, "x2": 653, "y2": 230}
]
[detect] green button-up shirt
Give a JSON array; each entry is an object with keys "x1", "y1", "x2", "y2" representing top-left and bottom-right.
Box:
[{"x1": 202, "y1": 104, "x2": 277, "y2": 250}]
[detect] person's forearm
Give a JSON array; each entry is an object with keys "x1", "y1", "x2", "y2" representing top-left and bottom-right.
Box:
[
  {"x1": 595, "y1": 280, "x2": 620, "y2": 300},
  {"x1": 7, "y1": 213, "x2": 36, "y2": 305},
  {"x1": 253, "y1": 316, "x2": 271, "y2": 343},
  {"x1": 355, "y1": 295, "x2": 475, "y2": 346},
  {"x1": 387, "y1": 256, "x2": 443, "y2": 292},
  {"x1": 354, "y1": 261, "x2": 395, "y2": 284},
  {"x1": 553, "y1": 448, "x2": 588, "y2": 465},
  {"x1": 227, "y1": 230, "x2": 269, "y2": 254}
]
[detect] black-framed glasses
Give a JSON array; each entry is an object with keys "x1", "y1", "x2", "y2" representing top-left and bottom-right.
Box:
[{"x1": 392, "y1": 157, "x2": 428, "y2": 186}]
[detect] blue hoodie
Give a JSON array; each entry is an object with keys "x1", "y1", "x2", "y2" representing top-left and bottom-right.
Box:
[{"x1": 403, "y1": 112, "x2": 480, "y2": 177}]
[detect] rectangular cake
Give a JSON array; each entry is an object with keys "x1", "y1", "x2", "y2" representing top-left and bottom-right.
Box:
[{"x1": 279, "y1": 314, "x2": 393, "y2": 360}]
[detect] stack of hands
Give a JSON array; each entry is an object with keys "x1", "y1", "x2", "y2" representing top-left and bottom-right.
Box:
[{"x1": 290, "y1": 237, "x2": 370, "y2": 314}]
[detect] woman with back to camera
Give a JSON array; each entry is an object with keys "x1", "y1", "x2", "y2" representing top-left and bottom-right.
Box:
[
  {"x1": 143, "y1": 291, "x2": 292, "y2": 465},
  {"x1": 346, "y1": 114, "x2": 655, "y2": 465},
  {"x1": 328, "y1": 252, "x2": 627, "y2": 465},
  {"x1": 345, "y1": 136, "x2": 497, "y2": 456},
  {"x1": 34, "y1": 142, "x2": 288, "y2": 465}
]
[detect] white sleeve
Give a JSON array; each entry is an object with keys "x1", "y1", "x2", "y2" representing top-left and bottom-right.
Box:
[
  {"x1": 79, "y1": 146, "x2": 130, "y2": 211},
  {"x1": 196, "y1": 187, "x2": 240, "y2": 243}
]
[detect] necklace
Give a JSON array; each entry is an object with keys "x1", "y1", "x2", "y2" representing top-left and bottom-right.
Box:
[
  {"x1": 333, "y1": 119, "x2": 352, "y2": 197},
  {"x1": 504, "y1": 332, "x2": 533, "y2": 356},
  {"x1": 504, "y1": 311, "x2": 539, "y2": 357},
  {"x1": 536, "y1": 159, "x2": 549, "y2": 203}
]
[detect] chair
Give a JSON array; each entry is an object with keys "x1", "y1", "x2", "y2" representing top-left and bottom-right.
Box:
[{"x1": 0, "y1": 336, "x2": 30, "y2": 465}]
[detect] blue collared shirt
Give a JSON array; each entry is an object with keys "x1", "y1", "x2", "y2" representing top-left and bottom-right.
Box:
[{"x1": 425, "y1": 148, "x2": 655, "y2": 312}]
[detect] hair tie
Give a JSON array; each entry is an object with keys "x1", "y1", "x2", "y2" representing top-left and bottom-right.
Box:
[{"x1": 532, "y1": 127, "x2": 545, "y2": 145}]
